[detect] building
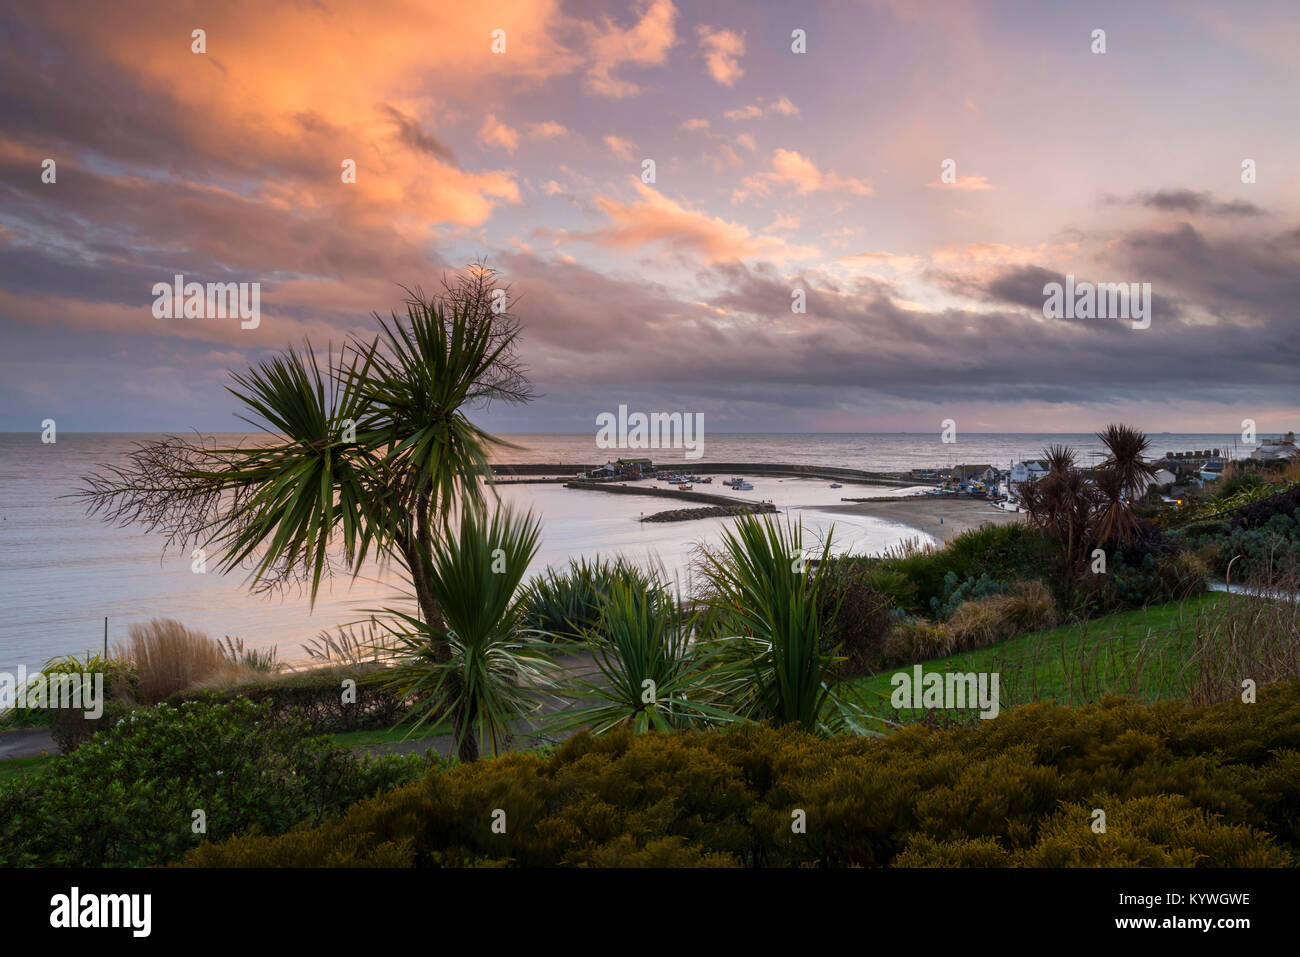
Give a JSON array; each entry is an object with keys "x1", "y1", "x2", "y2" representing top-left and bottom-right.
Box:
[
  {"x1": 1137, "y1": 468, "x2": 1178, "y2": 495},
  {"x1": 1252, "y1": 432, "x2": 1298, "y2": 463},
  {"x1": 1008, "y1": 460, "x2": 1049, "y2": 484},
  {"x1": 949, "y1": 464, "x2": 996, "y2": 483}
]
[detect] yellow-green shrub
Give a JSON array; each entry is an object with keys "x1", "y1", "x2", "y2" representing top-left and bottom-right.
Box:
[{"x1": 183, "y1": 678, "x2": 1300, "y2": 868}]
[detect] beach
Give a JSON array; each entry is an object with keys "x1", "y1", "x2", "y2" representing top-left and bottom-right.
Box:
[{"x1": 823, "y1": 497, "x2": 1025, "y2": 543}]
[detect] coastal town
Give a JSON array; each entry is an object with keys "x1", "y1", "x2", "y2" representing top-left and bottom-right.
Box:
[{"x1": 565, "y1": 433, "x2": 1300, "y2": 513}]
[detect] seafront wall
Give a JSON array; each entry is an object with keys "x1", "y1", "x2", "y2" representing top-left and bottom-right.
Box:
[{"x1": 497, "y1": 462, "x2": 934, "y2": 486}]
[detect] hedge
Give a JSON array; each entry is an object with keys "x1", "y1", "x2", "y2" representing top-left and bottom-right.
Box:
[
  {"x1": 184, "y1": 677, "x2": 1300, "y2": 867},
  {"x1": 164, "y1": 664, "x2": 408, "y2": 734}
]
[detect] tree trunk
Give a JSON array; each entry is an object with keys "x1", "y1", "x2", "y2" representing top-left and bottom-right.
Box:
[{"x1": 400, "y1": 530, "x2": 477, "y2": 761}]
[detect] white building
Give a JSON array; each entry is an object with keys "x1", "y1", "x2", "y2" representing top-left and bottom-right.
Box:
[
  {"x1": 1008, "y1": 460, "x2": 1049, "y2": 484},
  {"x1": 1252, "y1": 432, "x2": 1297, "y2": 462}
]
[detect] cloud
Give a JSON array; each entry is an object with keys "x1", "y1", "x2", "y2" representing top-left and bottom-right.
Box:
[
  {"x1": 478, "y1": 114, "x2": 519, "y2": 153},
  {"x1": 603, "y1": 134, "x2": 638, "y2": 161},
  {"x1": 724, "y1": 96, "x2": 800, "y2": 121},
  {"x1": 583, "y1": 0, "x2": 677, "y2": 97},
  {"x1": 1110, "y1": 189, "x2": 1267, "y2": 218},
  {"x1": 378, "y1": 104, "x2": 457, "y2": 165},
  {"x1": 697, "y1": 25, "x2": 744, "y2": 85},
  {"x1": 527, "y1": 121, "x2": 568, "y2": 140},
  {"x1": 567, "y1": 182, "x2": 814, "y2": 263},
  {"x1": 737, "y1": 149, "x2": 872, "y2": 200},
  {"x1": 770, "y1": 96, "x2": 800, "y2": 117},
  {"x1": 926, "y1": 174, "x2": 993, "y2": 191}
]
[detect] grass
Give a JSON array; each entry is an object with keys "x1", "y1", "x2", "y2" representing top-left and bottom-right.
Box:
[
  {"x1": 0, "y1": 754, "x2": 54, "y2": 785},
  {"x1": 844, "y1": 592, "x2": 1230, "y2": 725},
  {"x1": 327, "y1": 716, "x2": 451, "y2": 748}
]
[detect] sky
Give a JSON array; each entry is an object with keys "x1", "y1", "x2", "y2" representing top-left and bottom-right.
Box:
[{"x1": 0, "y1": 0, "x2": 1297, "y2": 435}]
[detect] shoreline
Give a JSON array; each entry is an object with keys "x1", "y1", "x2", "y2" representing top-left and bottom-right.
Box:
[{"x1": 821, "y1": 497, "x2": 1025, "y2": 544}]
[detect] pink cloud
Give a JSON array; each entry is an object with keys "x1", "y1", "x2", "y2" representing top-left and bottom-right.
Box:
[
  {"x1": 583, "y1": 0, "x2": 677, "y2": 97},
  {"x1": 698, "y1": 25, "x2": 745, "y2": 86},
  {"x1": 478, "y1": 114, "x2": 519, "y2": 153},
  {"x1": 737, "y1": 149, "x2": 872, "y2": 200},
  {"x1": 570, "y1": 182, "x2": 816, "y2": 263}
]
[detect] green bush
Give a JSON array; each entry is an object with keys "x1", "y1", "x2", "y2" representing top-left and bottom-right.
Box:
[
  {"x1": 164, "y1": 663, "x2": 408, "y2": 734},
  {"x1": 185, "y1": 677, "x2": 1300, "y2": 868},
  {"x1": 35, "y1": 654, "x2": 140, "y2": 752},
  {"x1": 518, "y1": 556, "x2": 663, "y2": 642},
  {"x1": 874, "y1": 524, "x2": 1059, "y2": 615},
  {"x1": 0, "y1": 699, "x2": 426, "y2": 867},
  {"x1": 815, "y1": 557, "x2": 899, "y2": 676},
  {"x1": 930, "y1": 571, "x2": 1006, "y2": 619},
  {"x1": 1070, "y1": 547, "x2": 1209, "y2": 614}
]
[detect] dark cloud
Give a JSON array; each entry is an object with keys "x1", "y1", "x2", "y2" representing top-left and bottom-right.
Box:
[
  {"x1": 377, "y1": 104, "x2": 458, "y2": 166},
  {"x1": 1110, "y1": 189, "x2": 1268, "y2": 218}
]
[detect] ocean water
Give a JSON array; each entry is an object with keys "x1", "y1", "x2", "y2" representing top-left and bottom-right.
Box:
[{"x1": 0, "y1": 431, "x2": 1249, "y2": 672}]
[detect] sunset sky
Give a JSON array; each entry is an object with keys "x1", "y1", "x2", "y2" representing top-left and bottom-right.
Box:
[{"x1": 1, "y1": 0, "x2": 1297, "y2": 434}]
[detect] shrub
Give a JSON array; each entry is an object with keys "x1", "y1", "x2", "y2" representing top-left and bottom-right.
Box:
[
  {"x1": 930, "y1": 571, "x2": 1006, "y2": 619},
  {"x1": 165, "y1": 663, "x2": 408, "y2": 734},
  {"x1": 815, "y1": 557, "x2": 899, "y2": 676},
  {"x1": 0, "y1": 699, "x2": 426, "y2": 867},
  {"x1": 518, "y1": 556, "x2": 663, "y2": 642},
  {"x1": 943, "y1": 581, "x2": 1059, "y2": 654},
  {"x1": 185, "y1": 678, "x2": 1300, "y2": 868},
  {"x1": 872, "y1": 524, "x2": 1059, "y2": 615},
  {"x1": 37, "y1": 653, "x2": 139, "y2": 752},
  {"x1": 882, "y1": 619, "x2": 952, "y2": 665},
  {"x1": 1154, "y1": 549, "x2": 1210, "y2": 601}
]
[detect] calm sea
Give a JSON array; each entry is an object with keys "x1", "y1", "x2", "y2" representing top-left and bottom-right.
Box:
[{"x1": 0, "y1": 432, "x2": 1249, "y2": 672}]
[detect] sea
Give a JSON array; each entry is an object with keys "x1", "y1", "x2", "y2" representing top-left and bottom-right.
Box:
[{"x1": 0, "y1": 432, "x2": 1251, "y2": 672}]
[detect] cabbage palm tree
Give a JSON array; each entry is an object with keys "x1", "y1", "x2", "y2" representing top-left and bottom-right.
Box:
[
  {"x1": 376, "y1": 502, "x2": 554, "y2": 762},
  {"x1": 546, "y1": 582, "x2": 740, "y2": 735},
  {"x1": 78, "y1": 266, "x2": 531, "y2": 759},
  {"x1": 1097, "y1": 423, "x2": 1159, "y2": 502},
  {"x1": 699, "y1": 513, "x2": 869, "y2": 735}
]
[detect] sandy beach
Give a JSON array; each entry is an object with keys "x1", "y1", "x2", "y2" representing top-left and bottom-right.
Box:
[{"x1": 823, "y1": 496, "x2": 1025, "y2": 544}]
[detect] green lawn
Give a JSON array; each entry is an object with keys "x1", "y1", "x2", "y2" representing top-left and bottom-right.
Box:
[
  {"x1": 0, "y1": 754, "x2": 54, "y2": 785},
  {"x1": 845, "y1": 592, "x2": 1230, "y2": 726},
  {"x1": 327, "y1": 716, "x2": 451, "y2": 748}
]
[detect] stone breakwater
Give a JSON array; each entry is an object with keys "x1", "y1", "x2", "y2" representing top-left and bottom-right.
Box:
[
  {"x1": 642, "y1": 503, "x2": 778, "y2": 523},
  {"x1": 564, "y1": 481, "x2": 756, "y2": 507}
]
